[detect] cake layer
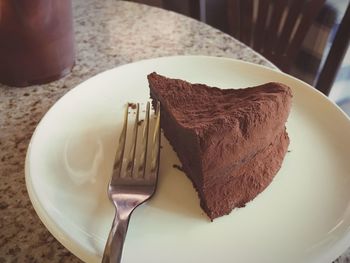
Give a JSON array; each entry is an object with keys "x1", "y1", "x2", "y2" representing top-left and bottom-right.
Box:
[{"x1": 148, "y1": 72, "x2": 292, "y2": 220}]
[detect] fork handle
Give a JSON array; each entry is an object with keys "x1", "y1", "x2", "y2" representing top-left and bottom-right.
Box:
[{"x1": 102, "y1": 211, "x2": 131, "y2": 263}]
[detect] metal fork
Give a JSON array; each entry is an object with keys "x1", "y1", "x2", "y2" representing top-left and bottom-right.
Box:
[{"x1": 102, "y1": 101, "x2": 161, "y2": 263}]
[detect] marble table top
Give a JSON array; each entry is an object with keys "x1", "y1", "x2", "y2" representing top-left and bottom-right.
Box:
[{"x1": 0, "y1": 0, "x2": 349, "y2": 262}]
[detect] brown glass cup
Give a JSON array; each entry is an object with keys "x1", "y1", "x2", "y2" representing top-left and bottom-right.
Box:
[{"x1": 0, "y1": 0, "x2": 75, "y2": 87}]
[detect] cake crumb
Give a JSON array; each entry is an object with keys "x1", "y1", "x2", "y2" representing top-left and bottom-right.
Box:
[{"x1": 128, "y1": 102, "x2": 137, "y2": 109}]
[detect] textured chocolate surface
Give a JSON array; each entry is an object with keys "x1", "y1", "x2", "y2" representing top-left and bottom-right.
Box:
[{"x1": 148, "y1": 72, "x2": 292, "y2": 219}]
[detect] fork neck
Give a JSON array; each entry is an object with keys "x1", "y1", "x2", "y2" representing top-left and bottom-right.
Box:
[{"x1": 102, "y1": 208, "x2": 132, "y2": 263}]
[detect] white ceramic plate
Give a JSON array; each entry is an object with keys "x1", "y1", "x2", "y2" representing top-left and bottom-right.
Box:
[{"x1": 25, "y1": 56, "x2": 350, "y2": 263}]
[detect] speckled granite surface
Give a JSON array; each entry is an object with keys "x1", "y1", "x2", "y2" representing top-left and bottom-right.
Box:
[{"x1": 0, "y1": 0, "x2": 349, "y2": 262}]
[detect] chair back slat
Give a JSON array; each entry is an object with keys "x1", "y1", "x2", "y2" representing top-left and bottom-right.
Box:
[
  {"x1": 240, "y1": 0, "x2": 254, "y2": 45},
  {"x1": 264, "y1": 0, "x2": 286, "y2": 58},
  {"x1": 285, "y1": 0, "x2": 325, "y2": 68},
  {"x1": 276, "y1": 0, "x2": 304, "y2": 57},
  {"x1": 254, "y1": 0, "x2": 269, "y2": 52},
  {"x1": 227, "y1": 0, "x2": 241, "y2": 39}
]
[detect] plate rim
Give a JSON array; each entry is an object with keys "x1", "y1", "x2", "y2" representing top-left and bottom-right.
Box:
[{"x1": 25, "y1": 55, "x2": 350, "y2": 263}]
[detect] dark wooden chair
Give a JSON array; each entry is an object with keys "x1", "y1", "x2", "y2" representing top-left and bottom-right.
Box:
[
  {"x1": 227, "y1": 0, "x2": 350, "y2": 96},
  {"x1": 227, "y1": 0, "x2": 326, "y2": 73},
  {"x1": 315, "y1": 3, "x2": 350, "y2": 95}
]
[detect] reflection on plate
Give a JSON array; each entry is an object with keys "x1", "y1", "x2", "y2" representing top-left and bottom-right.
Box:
[{"x1": 25, "y1": 56, "x2": 350, "y2": 263}]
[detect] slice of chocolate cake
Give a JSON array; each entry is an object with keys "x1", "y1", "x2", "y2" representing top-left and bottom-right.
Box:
[{"x1": 148, "y1": 72, "x2": 292, "y2": 220}]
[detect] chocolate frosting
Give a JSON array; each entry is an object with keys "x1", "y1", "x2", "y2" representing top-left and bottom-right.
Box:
[{"x1": 148, "y1": 72, "x2": 292, "y2": 220}]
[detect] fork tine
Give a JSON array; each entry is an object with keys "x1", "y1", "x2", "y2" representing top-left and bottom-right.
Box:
[
  {"x1": 125, "y1": 103, "x2": 139, "y2": 177},
  {"x1": 103, "y1": 101, "x2": 161, "y2": 263},
  {"x1": 148, "y1": 101, "x2": 161, "y2": 179},
  {"x1": 111, "y1": 104, "x2": 128, "y2": 185},
  {"x1": 137, "y1": 102, "x2": 150, "y2": 178}
]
